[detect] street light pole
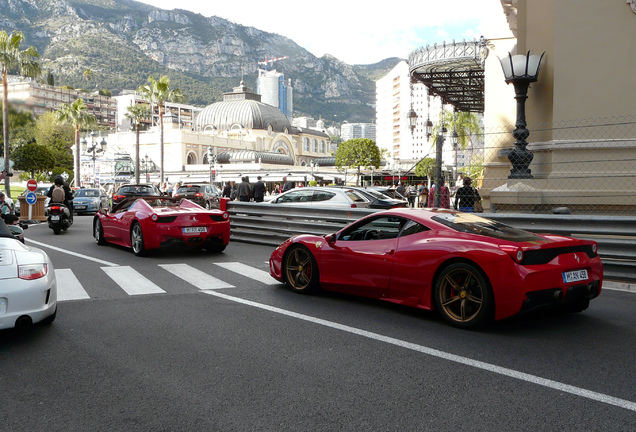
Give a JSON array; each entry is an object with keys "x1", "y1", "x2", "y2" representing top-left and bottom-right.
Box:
[
  {"x1": 500, "y1": 51, "x2": 545, "y2": 179},
  {"x1": 81, "y1": 132, "x2": 107, "y2": 187}
]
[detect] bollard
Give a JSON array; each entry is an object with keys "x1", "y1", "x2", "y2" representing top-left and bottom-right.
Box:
[{"x1": 220, "y1": 197, "x2": 230, "y2": 211}]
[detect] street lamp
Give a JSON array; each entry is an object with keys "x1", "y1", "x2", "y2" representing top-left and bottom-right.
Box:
[
  {"x1": 142, "y1": 154, "x2": 151, "y2": 183},
  {"x1": 499, "y1": 51, "x2": 545, "y2": 179},
  {"x1": 82, "y1": 132, "x2": 107, "y2": 187}
]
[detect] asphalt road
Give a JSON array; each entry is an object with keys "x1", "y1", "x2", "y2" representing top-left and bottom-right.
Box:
[{"x1": 1, "y1": 215, "x2": 635, "y2": 431}]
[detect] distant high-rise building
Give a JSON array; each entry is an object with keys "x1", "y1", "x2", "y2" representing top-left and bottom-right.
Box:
[
  {"x1": 256, "y1": 69, "x2": 293, "y2": 119},
  {"x1": 340, "y1": 122, "x2": 376, "y2": 142}
]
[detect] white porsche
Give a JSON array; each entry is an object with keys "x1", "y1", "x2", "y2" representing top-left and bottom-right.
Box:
[{"x1": 0, "y1": 223, "x2": 57, "y2": 330}]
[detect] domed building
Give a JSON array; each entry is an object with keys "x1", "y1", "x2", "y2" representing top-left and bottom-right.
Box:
[{"x1": 106, "y1": 80, "x2": 333, "y2": 185}]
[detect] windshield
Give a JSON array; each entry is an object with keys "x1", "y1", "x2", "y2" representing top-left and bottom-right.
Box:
[
  {"x1": 75, "y1": 189, "x2": 99, "y2": 197},
  {"x1": 432, "y1": 212, "x2": 542, "y2": 242}
]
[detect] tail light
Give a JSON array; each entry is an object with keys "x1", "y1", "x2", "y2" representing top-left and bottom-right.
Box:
[
  {"x1": 499, "y1": 244, "x2": 524, "y2": 263},
  {"x1": 113, "y1": 195, "x2": 125, "y2": 201},
  {"x1": 150, "y1": 214, "x2": 158, "y2": 221},
  {"x1": 18, "y1": 263, "x2": 48, "y2": 280},
  {"x1": 173, "y1": 194, "x2": 180, "y2": 198},
  {"x1": 195, "y1": 193, "x2": 202, "y2": 197},
  {"x1": 49, "y1": 205, "x2": 61, "y2": 212},
  {"x1": 350, "y1": 203, "x2": 357, "y2": 208},
  {"x1": 591, "y1": 241, "x2": 598, "y2": 254}
]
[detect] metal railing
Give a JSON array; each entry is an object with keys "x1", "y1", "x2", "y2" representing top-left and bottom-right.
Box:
[{"x1": 226, "y1": 202, "x2": 636, "y2": 282}]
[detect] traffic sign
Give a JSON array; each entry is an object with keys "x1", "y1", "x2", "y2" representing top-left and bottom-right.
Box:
[
  {"x1": 25, "y1": 192, "x2": 37, "y2": 205},
  {"x1": 27, "y1": 179, "x2": 37, "y2": 192}
]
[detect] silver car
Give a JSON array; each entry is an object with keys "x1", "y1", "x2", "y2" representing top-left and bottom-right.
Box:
[
  {"x1": 73, "y1": 188, "x2": 110, "y2": 214},
  {"x1": 268, "y1": 187, "x2": 370, "y2": 208}
]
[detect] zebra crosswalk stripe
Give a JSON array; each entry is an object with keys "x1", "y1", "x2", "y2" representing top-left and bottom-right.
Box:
[
  {"x1": 102, "y1": 266, "x2": 166, "y2": 295},
  {"x1": 55, "y1": 269, "x2": 90, "y2": 301},
  {"x1": 159, "y1": 263, "x2": 234, "y2": 290},
  {"x1": 215, "y1": 262, "x2": 279, "y2": 285}
]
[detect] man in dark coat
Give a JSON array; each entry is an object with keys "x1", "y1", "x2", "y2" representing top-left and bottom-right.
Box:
[
  {"x1": 237, "y1": 177, "x2": 251, "y2": 202},
  {"x1": 253, "y1": 176, "x2": 267, "y2": 202}
]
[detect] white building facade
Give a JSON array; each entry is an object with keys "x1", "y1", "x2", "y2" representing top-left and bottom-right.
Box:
[{"x1": 340, "y1": 122, "x2": 376, "y2": 142}]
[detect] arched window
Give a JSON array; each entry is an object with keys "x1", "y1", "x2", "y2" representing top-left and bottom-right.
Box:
[
  {"x1": 186, "y1": 152, "x2": 197, "y2": 165},
  {"x1": 303, "y1": 137, "x2": 309, "y2": 151},
  {"x1": 311, "y1": 138, "x2": 317, "y2": 153}
]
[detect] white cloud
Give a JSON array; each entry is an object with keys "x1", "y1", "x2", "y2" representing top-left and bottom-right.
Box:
[{"x1": 137, "y1": 0, "x2": 513, "y2": 64}]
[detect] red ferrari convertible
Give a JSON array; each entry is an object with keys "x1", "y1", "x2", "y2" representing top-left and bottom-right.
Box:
[
  {"x1": 269, "y1": 208, "x2": 603, "y2": 328},
  {"x1": 93, "y1": 197, "x2": 230, "y2": 255}
]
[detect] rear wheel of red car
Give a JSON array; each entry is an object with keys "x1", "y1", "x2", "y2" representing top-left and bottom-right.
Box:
[
  {"x1": 94, "y1": 219, "x2": 106, "y2": 245},
  {"x1": 434, "y1": 262, "x2": 493, "y2": 329},
  {"x1": 284, "y1": 246, "x2": 319, "y2": 294},
  {"x1": 131, "y1": 223, "x2": 146, "y2": 256}
]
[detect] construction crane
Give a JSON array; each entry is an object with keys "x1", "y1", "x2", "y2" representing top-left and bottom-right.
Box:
[{"x1": 257, "y1": 56, "x2": 289, "y2": 71}]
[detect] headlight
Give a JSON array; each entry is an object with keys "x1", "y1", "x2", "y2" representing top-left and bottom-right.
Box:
[{"x1": 18, "y1": 263, "x2": 48, "y2": 280}]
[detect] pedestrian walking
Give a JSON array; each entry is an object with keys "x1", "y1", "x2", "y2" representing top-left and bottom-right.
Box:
[
  {"x1": 282, "y1": 176, "x2": 292, "y2": 192},
  {"x1": 222, "y1": 182, "x2": 232, "y2": 198},
  {"x1": 237, "y1": 176, "x2": 251, "y2": 202},
  {"x1": 454, "y1": 177, "x2": 480, "y2": 212},
  {"x1": 253, "y1": 176, "x2": 267, "y2": 202},
  {"x1": 428, "y1": 179, "x2": 450, "y2": 209}
]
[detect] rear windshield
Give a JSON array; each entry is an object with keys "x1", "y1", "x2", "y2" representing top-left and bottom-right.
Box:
[
  {"x1": 118, "y1": 186, "x2": 158, "y2": 195},
  {"x1": 432, "y1": 212, "x2": 542, "y2": 242},
  {"x1": 177, "y1": 186, "x2": 202, "y2": 194}
]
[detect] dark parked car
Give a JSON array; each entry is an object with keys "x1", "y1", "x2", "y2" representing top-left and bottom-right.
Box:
[
  {"x1": 173, "y1": 184, "x2": 220, "y2": 209},
  {"x1": 112, "y1": 184, "x2": 162, "y2": 206},
  {"x1": 73, "y1": 188, "x2": 110, "y2": 214},
  {"x1": 370, "y1": 186, "x2": 408, "y2": 201},
  {"x1": 352, "y1": 187, "x2": 408, "y2": 209}
]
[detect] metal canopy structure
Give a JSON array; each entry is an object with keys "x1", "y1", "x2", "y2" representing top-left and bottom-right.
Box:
[{"x1": 408, "y1": 38, "x2": 488, "y2": 113}]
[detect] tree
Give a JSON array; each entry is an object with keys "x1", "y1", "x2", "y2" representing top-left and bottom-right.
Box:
[
  {"x1": 335, "y1": 138, "x2": 381, "y2": 186},
  {"x1": 83, "y1": 68, "x2": 93, "y2": 86},
  {"x1": 1, "y1": 30, "x2": 40, "y2": 197},
  {"x1": 137, "y1": 75, "x2": 184, "y2": 183},
  {"x1": 34, "y1": 111, "x2": 74, "y2": 179},
  {"x1": 414, "y1": 157, "x2": 436, "y2": 180},
  {"x1": 12, "y1": 141, "x2": 54, "y2": 178},
  {"x1": 55, "y1": 99, "x2": 96, "y2": 186},
  {"x1": 125, "y1": 103, "x2": 151, "y2": 183},
  {"x1": 432, "y1": 110, "x2": 482, "y2": 180},
  {"x1": 46, "y1": 70, "x2": 54, "y2": 86}
]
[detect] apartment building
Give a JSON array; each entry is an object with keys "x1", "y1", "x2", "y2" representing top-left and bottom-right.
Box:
[
  {"x1": 256, "y1": 69, "x2": 293, "y2": 119},
  {"x1": 114, "y1": 93, "x2": 202, "y2": 132},
  {"x1": 1, "y1": 76, "x2": 117, "y2": 129},
  {"x1": 340, "y1": 122, "x2": 376, "y2": 142}
]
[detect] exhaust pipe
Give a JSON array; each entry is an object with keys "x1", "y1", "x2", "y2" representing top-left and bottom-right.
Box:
[
  {"x1": 552, "y1": 290, "x2": 564, "y2": 302},
  {"x1": 15, "y1": 315, "x2": 33, "y2": 331}
]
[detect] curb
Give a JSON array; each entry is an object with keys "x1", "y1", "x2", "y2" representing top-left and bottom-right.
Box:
[{"x1": 603, "y1": 280, "x2": 636, "y2": 293}]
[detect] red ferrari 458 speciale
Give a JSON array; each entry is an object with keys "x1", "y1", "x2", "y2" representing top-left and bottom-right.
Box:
[
  {"x1": 93, "y1": 197, "x2": 230, "y2": 255},
  {"x1": 269, "y1": 208, "x2": 603, "y2": 328}
]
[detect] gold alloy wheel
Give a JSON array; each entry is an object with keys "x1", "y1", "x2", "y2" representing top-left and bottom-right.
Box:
[
  {"x1": 437, "y1": 266, "x2": 486, "y2": 325},
  {"x1": 284, "y1": 247, "x2": 315, "y2": 292}
]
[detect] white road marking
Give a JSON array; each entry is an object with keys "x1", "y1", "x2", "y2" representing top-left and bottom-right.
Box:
[
  {"x1": 54, "y1": 269, "x2": 90, "y2": 301},
  {"x1": 102, "y1": 266, "x2": 165, "y2": 295},
  {"x1": 215, "y1": 262, "x2": 278, "y2": 285},
  {"x1": 202, "y1": 289, "x2": 636, "y2": 413},
  {"x1": 159, "y1": 264, "x2": 234, "y2": 290},
  {"x1": 26, "y1": 238, "x2": 118, "y2": 267}
]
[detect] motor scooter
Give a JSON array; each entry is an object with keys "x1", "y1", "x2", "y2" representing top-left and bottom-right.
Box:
[{"x1": 46, "y1": 202, "x2": 72, "y2": 235}]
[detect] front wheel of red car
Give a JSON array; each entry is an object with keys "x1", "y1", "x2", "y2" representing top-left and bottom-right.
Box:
[
  {"x1": 131, "y1": 223, "x2": 146, "y2": 256},
  {"x1": 284, "y1": 246, "x2": 319, "y2": 294},
  {"x1": 434, "y1": 262, "x2": 493, "y2": 329},
  {"x1": 94, "y1": 219, "x2": 106, "y2": 245}
]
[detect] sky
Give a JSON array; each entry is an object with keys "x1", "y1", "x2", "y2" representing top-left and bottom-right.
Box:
[{"x1": 135, "y1": 0, "x2": 513, "y2": 65}]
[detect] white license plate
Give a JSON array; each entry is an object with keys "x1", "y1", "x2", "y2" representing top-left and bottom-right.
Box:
[
  {"x1": 562, "y1": 269, "x2": 589, "y2": 283},
  {"x1": 75, "y1": 206, "x2": 86, "y2": 210},
  {"x1": 182, "y1": 227, "x2": 207, "y2": 234},
  {"x1": 50, "y1": 215, "x2": 60, "y2": 221}
]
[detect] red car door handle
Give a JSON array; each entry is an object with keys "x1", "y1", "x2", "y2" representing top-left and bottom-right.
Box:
[{"x1": 385, "y1": 250, "x2": 395, "y2": 255}]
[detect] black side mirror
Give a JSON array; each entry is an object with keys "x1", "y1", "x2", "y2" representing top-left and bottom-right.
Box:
[{"x1": 326, "y1": 233, "x2": 336, "y2": 244}]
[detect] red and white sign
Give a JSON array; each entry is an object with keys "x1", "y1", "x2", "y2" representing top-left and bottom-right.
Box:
[{"x1": 27, "y1": 179, "x2": 38, "y2": 192}]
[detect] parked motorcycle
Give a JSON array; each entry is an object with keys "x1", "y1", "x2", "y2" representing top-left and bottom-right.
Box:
[{"x1": 46, "y1": 203, "x2": 72, "y2": 235}]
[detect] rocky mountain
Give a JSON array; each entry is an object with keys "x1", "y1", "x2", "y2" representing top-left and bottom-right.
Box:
[{"x1": 0, "y1": 0, "x2": 402, "y2": 124}]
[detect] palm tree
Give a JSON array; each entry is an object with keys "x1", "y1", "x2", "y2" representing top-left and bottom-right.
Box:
[
  {"x1": 125, "y1": 103, "x2": 151, "y2": 183},
  {"x1": 432, "y1": 110, "x2": 482, "y2": 180},
  {"x1": 137, "y1": 75, "x2": 184, "y2": 183},
  {"x1": 1, "y1": 30, "x2": 40, "y2": 196},
  {"x1": 82, "y1": 68, "x2": 93, "y2": 87},
  {"x1": 55, "y1": 99, "x2": 96, "y2": 187}
]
